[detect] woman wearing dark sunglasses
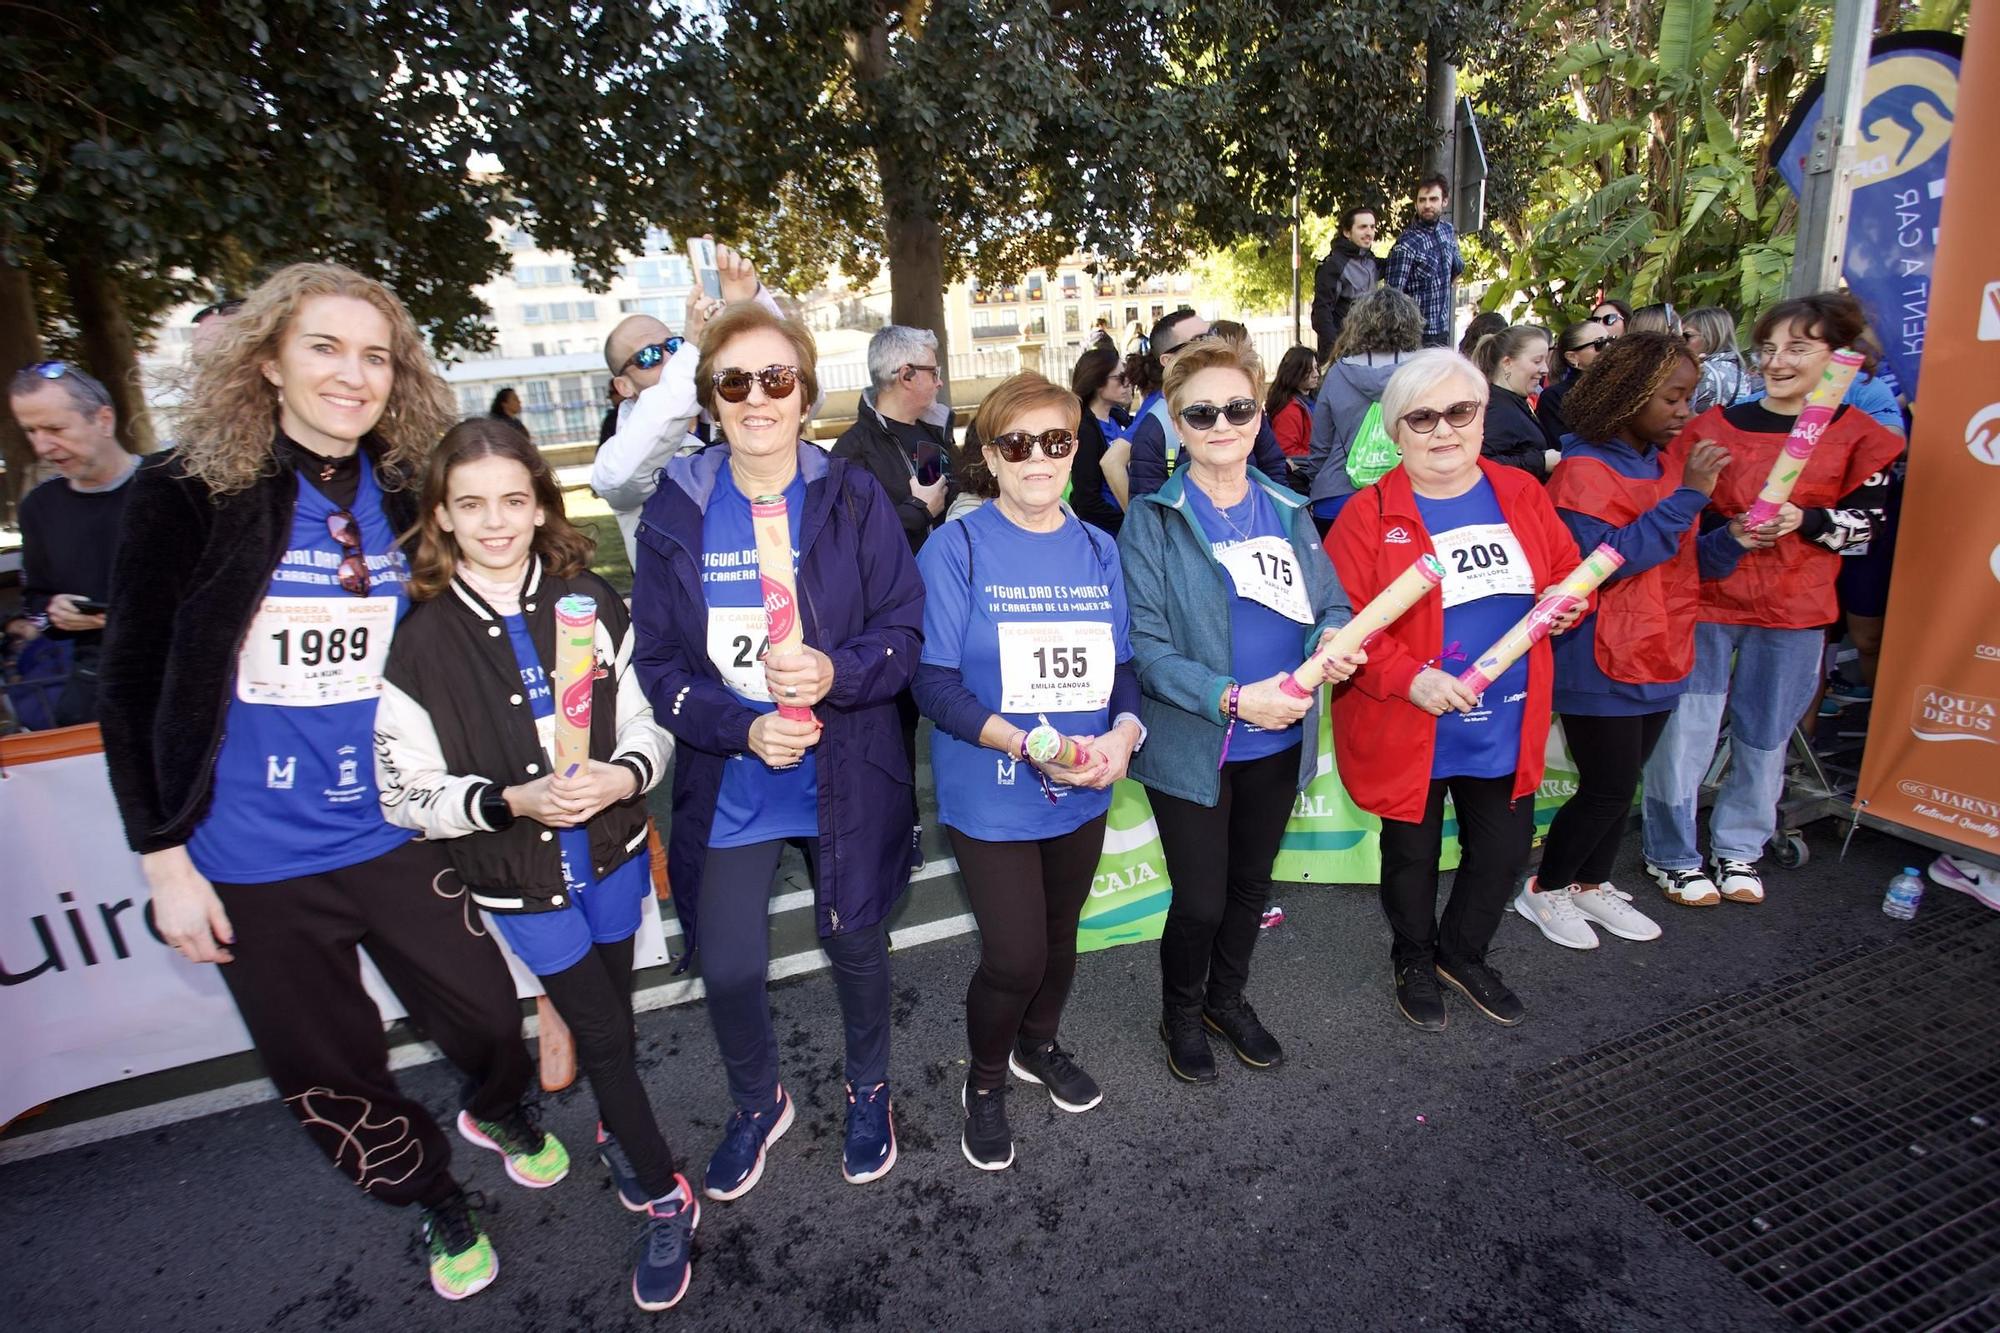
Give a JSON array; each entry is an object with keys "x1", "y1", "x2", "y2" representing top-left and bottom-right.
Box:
[
  {"x1": 629, "y1": 302, "x2": 924, "y2": 1203},
  {"x1": 96, "y1": 263, "x2": 554, "y2": 1302},
  {"x1": 1536, "y1": 319, "x2": 1611, "y2": 442},
  {"x1": 1325, "y1": 349, "x2": 1585, "y2": 1035},
  {"x1": 1119, "y1": 338, "x2": 1360, "y2": 1084},
  {"x1": 912, "y1": 372, "x2": 1143, "y2": 1169}
]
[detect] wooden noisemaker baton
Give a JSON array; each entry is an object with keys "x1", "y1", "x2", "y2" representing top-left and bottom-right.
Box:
[
  {"x1": 1741, "y1": 347, "x2": 1865, "y2": 526},
  {"x1": 750, "y1": 494, "x2": 816, "y2": 723},
  {"x1": 1280, "y1": 553, "x2": 1445, "y2": 698},
  {"x1": 551, "y1": 594, "x2": 597, "y2": 777},
  {"x1": 1457, "y1": 543, "x2": 1623, "y2": 694}
]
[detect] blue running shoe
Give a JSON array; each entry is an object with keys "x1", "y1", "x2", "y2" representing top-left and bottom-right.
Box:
[
  {"x1": 702, "y1": 1085, "x2": 793, "y2": 1202},
  {"x1": 841, "y1": 1081, "x2": 897, "y2": 1185},
  {"x1": 631, "y1": 1174, "x2": 700, "y2": 1311},
  {"x1": 596, "y1": 1123, "x2": 647, "y2": 1212}
]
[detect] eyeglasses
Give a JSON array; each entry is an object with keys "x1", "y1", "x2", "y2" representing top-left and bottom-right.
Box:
[
  {"x1": 900, "y1": 363, "x2": 941, "y2": 380},
  {"x1": 1399, "y1": 400, "x2": 1482, "y2": 434},
  {"x1": 1177, "y1": 398, "x2": 1259, "y2": 431},
  {"x1": 620, "y1": 336, "x2": 685, "y2": 375},
  {"x1": 27, "y1": 361, "x2": 74, "y2": 380},
  {"x1": 327, "y1": 510, "x2": 371, "y2": 596},
  {"x1": 711, "y1": 364, "x2": 801, "y2": 403},
  {"x1": 1104, "y1": 370, "x2": 1129, "y2": 385},
  {"x1": 988, "y1": 429, "x2": 1077, "y2": 462}
]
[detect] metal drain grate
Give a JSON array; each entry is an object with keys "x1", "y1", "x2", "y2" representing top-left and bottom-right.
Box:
[{"x1": 1519, "y1": 898, "x2": 2000, "y2": 1333}]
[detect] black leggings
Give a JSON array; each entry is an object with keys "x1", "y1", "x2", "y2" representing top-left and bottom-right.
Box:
[
  {"x1": 947, "y1": 815, "x2": 1108, "y2": 1090},
  {"x1": 1378, "y1": 774, "x2": 1534, "y2": 970},
  {"x1": 537, "y1": 935, "x2": 678, "y2": 1199},
  {"x1": 1538, "y1": 711, "x2": 1670, "y2": 890},
  {"x1": 1149, "y1": 746, "x2": 1299, "y2": 1017}
]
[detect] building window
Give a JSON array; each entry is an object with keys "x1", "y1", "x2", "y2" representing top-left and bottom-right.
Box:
[
  {"x1": 971, "y1": 310, "x2": 1019, "y2": 339},
  {"x1": 542, "y1": 264, "x2": 571, "y2": 286},
  {"x1": 575, "y1": 300, "x2": 596, "y2": 322},
  {"x1": 619, "y1": 297, "x2": 673, "y2": 318},
  {"x1": 1097, "y1": 278, "x2": 1120, "y2": 298},
  {"x1": 970, "y1": 280, "x2": 987, "y2": 305},
  {"x1": 1027, "y1": 275, "x2": 1045, "y2": 300},
  {"x1": 1026, "y1": 313, "x2": 1048, "y2": 337},
  {"x1": 1062, "y1": 274, "x2": 1079, "y2": 299},
  {"x1": 1125, "y1": 305, "x2": 1140, "y2": 326},
  {"x1": 457, "y1": 386, "x2": 487, "y2": 416},
  {"x1": 1063, "y1": 307, "x2": 1081, "y2": 333},
  {"x1": 515, "y1": 266, "x2": 539, "y2": 288},
  {"x1": 1150, "y1": 304, "x2": 1165, "y2": 322},
  {"x1": 522, "y1": 304, "x2": 544, "y2": 325},
  {"x1": 547, "y1": 302, "x2": 571, "y2": 324}
]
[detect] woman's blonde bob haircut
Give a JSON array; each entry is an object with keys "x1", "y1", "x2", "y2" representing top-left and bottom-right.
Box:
[
  {"x1": 173, "y1": 262, "x2": 455, "y2": 496},
  {"x1": 1379, "y1": 348, "x2": 1490, "y2": 444},
  {"x1": 1163, "y1": 337, "x2": 1266, "y2": 418},
  {"x1": 693, "y1": 302, "x2": 821, "y2": 421}
]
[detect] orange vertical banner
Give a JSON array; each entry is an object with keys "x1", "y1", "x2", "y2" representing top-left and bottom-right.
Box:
[{"x1": 1854, "y1": 9, "x2": 2000, "y2": 855}]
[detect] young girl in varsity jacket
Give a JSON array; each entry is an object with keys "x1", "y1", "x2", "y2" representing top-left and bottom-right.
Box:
[{"x1": 371, "y1": 419, "x2": 694, "y2": 1313}]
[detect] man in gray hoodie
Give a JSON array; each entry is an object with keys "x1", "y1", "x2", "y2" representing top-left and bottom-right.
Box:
[{"x1": 1301, "y1": 287, "x2": 1424, "y2": 525}]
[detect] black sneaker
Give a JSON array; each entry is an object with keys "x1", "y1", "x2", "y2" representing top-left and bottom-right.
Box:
[
  {"x1": 1009, "y1": 1038, "x2": 1103, "y2": 1112},
  {"x1": 1159, "y1": 1014, "x2": 1217, "y2": 1084},
  {"x1": 909, "y1": 822, "x2": 925, "y2": 872},
  {"x1": 1395, "y1": 965, "x2": 1447, "y2": 1032},
  {"x1": 1202, "y1": 996, "x2": 1283, "y2": 1069},
  {"x1": 1435, "y1": 959, "x2": 1526, "y2": 1027},
  {"x1": 960, "y1": 1081, "x2": 1014, "y2": 1171}
]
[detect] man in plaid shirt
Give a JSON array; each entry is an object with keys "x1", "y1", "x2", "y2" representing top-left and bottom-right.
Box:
[{"x1": 1384, "y1": 174, "x2": 1464, "y2": 348}]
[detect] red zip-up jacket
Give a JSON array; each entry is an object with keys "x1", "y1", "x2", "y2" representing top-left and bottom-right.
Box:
[{"x1": 1324, "y1": 459, "x2": 1582, "y2": 823}]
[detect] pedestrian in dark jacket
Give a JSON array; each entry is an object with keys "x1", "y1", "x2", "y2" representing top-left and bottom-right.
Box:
[
  {"x1": 831, "y1": 324, "x2": 955, "y2": 553},
  {"x1": 1536, "y1": 319, "x2": 1612, "y2": 442},
  {"x1": 95, "y1": 262, "x2": 543, "y2": 1303},
  {"x1": 630, "y1": 303, "x2": 924, "y2": 1206},
  {"x1": 1310, "y1": 206, "x2": 1382, "y2": 359},
  {"x1": 1471, "y1": 325, "x2": 1558, "y2": 480},
  {"x1": 373, "y1": 419, "x2": 695, "y2": 1312}
]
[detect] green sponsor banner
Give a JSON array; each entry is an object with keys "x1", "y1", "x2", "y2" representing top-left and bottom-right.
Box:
[
  {"x1": 1076, "y1": 780, "x2": 1173, "y2": 954},
  {"x1": 1079, "y1": 714, "x2": 1584, "y2": 952}
]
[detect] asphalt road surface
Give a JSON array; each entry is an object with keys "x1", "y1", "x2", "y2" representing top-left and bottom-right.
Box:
[{"x1": 1, "y1": 819, "x2": 1949, "y2": 1332}]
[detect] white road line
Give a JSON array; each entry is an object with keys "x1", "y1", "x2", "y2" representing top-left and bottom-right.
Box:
[{"x1": 0, "y1": 897, "x2": 980, "y2": 1165}]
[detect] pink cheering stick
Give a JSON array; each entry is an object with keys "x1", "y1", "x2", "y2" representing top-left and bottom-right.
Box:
[
  {"x1": 552, "y1": 594, "x2": 598, "y2": 777},
  {"x1": 1279, "y1": 553, "x2": 1446, "y2": 698},
  {"x1": 750, "y1": 494, "x2": 816, "y2": 724},
  {"x1": 1025, "y1": 723, "x2": 1092, "y2": 768},
  {"x1": 1741, "y1": 347, "x2": 1866, "y2": 526},
  {"x1": 1457, "y1": 544, "x2": 1623, "y2": 694}
]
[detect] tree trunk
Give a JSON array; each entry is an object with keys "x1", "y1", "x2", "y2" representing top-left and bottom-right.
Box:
[
  {"x1": 61, "y1": 248, "x2": 154, "y2": 455},
  {"x1": 850, "y1": 12, "x2": 951, "y2": 394},
  {"x1": 1424, "y1": 37, "x2": 1457, "y2": 183},
  {"x1": 0, "y1": 259, "x2": 43, "y2": 522}
]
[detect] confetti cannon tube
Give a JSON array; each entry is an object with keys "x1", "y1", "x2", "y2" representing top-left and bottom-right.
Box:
[
  {"x1": 1741, "y1": 347, "x2": 1865, "y2": 526},
  {"x1": 1279, "y1": 553, "x2": 1445, "y2": 699},
  {"x1": 1025, "y1": 723, "x2": 1091, "y2": 769},
  {"x1": 750, "y1": 494, "x2": 817, "y2": 723},
  {"x1": 1457, "y1": 544, "x2": 1625, "y2": 694},
  {"x1": 552, "y1": 594, "x2": 597, "y2": 777}
]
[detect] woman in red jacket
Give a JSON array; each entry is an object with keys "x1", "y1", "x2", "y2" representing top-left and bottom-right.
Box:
[{"x1": 1326, "y1": 349, "x2": 1584, "y2": 1033}]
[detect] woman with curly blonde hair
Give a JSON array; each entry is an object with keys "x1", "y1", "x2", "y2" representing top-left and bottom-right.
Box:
[{"x1": 97, "y1": 262, "x2": 550, "y2": 1303}]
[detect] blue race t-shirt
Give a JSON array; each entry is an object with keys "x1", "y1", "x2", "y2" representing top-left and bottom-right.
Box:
[
  {"x1": 1184, "y1": 481, "x2": 1310, "y2": 761},
  {"x1": 1414, "y1": 476, "x2": 1536, "y2": 779},
  {"x1": 489, "y1": 612, "x2": 650, "y2": 975},
  {"x1": 187, "y1": 469, "x2": 413, "y2": 883},
  {"x1": 701, "y1": 468, "x2": 819, "y2": 847},
  {"x1": 918, "y1": 503, "x2": 1129, "y2": 841}
]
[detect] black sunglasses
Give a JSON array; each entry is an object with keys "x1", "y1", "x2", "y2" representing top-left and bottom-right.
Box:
[
  {"x1": 1164, "y1": 331, "x2": 1217, "y2": 357},
  {"x1": 1574, "y1": 337, "x2": 1613, "y2": 354},
  {"x1": 620, "y1": 336, "x2": 685, "y2": 375},
  {"x1": 1400, "y1": 400, "x2": 1482, "y2": 435},
  {"x1": 327, "y1": 510, "x2": 370, "y2": 596},
  {"x1": 988, "y1": 429, "x2": 1077, "y2": 462},
  {"x1": 711, "y1": 364, "x2": 800, "y2": 403},
  {"x1": 1177, "y1": 398, "x2": 1259, "y2": 431}
]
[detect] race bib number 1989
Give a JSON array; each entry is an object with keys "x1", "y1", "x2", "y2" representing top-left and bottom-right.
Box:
[{"x1": 237, "y1": 596, "x2": 398, "y2": 706}]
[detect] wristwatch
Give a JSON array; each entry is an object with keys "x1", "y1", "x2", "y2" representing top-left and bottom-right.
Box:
[{"x1": 478, "y1": 783, "x2": 517, "y2": 832}]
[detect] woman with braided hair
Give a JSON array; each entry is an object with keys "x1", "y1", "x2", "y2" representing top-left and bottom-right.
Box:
[{"x1": 1513, "y1": 332, "x2": 1774, "y2": 950}]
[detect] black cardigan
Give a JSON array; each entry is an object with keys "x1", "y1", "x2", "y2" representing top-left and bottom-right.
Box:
[
  {"x1": 98, "y1": 441, "x2": 419, "y2": 854},
  {"x1": 1482, "y1": 384, "x2": 1556, "y2": 481}
]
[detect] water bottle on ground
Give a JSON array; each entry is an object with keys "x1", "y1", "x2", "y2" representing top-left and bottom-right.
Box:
[{"x1": 1882, "y1": 867, "x2": 1924, "y2": 921}]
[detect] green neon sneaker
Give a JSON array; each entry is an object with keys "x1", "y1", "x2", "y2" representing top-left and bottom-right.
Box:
[
  {"x1": 457, "y1": 1107, "x2": 571, "y2": 1189},
  {"x1": 421, "y1": 1188, "x2": 498, "y2": 1301}
]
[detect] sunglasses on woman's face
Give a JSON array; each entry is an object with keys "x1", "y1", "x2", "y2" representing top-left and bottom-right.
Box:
[
  {"x1": 1575, "y1": 337, "x2": 1612, "y2": 354},
  {"x1": 1594, "y1": 311, "x2": 1625, "y2": 327},
  {"x1": 988, "y1": 429, "x2": 1077, "y2": 462},
  {"x1": 620, "y1": 336, "x2": 685, "y2": 375},
  {"x1": 1177, "y1": 398, "x2": 1259, "y2": 431},
  {"x1": 1400, "y1": 400, "x2": 1482, "y2": 435},
  {"x1": 711, "y1": 364, "x2": 800, "y2": 403}
]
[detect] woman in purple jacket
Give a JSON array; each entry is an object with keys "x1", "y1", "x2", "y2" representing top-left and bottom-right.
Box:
[{"x1": 629, "y1": 303, "x2": 925, "y2": 1204}]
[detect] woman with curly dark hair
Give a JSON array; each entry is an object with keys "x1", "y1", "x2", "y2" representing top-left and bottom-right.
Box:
[{"x1": 1518, "y1": 332, "x2": 1770, "y2": 952}]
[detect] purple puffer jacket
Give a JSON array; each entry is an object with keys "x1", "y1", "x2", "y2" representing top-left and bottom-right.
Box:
[{"x1": 631, "y1": 442, "x2": 924, "y2": 951}]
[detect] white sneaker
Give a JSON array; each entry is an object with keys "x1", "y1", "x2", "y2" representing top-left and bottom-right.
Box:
[
  {"x1": 1512, "y1": 878, "x2": 1600, "y2": 950},
  {"x1": 1647, "y1": 861, "x2": 1721, "y2": 907},
  {"x1": 1571, "y1": 882, "x2": 1662, "y2": 941},
  {"x1": 1713, "y1": 857, "x2": 1765, "y2": 904},
  {"x1": 1927, "y1": 855, "x2": 2000, "y2": 912}
]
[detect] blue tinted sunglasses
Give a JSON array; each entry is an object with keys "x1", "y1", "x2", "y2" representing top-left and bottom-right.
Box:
[{"x1": 620, "y1": 337, "x2": 685, "y2": 375}]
